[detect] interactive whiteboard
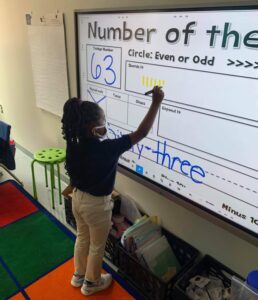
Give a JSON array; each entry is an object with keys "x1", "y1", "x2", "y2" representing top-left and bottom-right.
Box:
[{"x1": 75, "y1": 7, "x2": 258, "y2": 238}]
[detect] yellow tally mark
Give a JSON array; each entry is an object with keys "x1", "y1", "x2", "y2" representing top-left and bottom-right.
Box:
[
  {"x1": 141, "y1": 76, "x2": 165, "y2": 88},
  {"x1": 141, "y1": 75, "x2": 145, "y2": 86}
]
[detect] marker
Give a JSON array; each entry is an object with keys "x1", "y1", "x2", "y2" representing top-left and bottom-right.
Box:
[{"x1": 144, "y1": 87, "x2": 163, "y2": 95}]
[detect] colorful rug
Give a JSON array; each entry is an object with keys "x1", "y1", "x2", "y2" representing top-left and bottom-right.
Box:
[
  {"x1": 0, "y1": 181, "x2": 38, "y2": 227},
  {"x1": 0, "y1": 180, "x2": 137, "y2": 300}
]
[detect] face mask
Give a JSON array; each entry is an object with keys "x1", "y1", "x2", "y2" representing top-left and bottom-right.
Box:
[{"x1": 92, "y1": 124, "x2": 107, "y2": 139}]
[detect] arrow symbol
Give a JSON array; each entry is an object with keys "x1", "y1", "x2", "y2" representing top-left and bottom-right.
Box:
[
  {"x1": 254, "y1": 62, "x2": 258, "y2": 69},
  {"x1": 227, "y1": 59, "x2": 235, "y2": 66},
  {"x1": 87, "y1": 90, "x2": 107, "y2": 104},
  {"x1": 245, "y1": 61, "x2": 253, "y2": 68},
  {"x1": 236, "y1": 60, "x2": 244, "y2": 67}
]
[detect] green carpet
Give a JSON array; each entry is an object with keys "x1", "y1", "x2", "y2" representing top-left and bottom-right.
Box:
[
  {"x1": 0, "y1": 211, "x2": 74, "y2": 287},
  {"x1": 0, "y1": 263, "x2": 19, "y2": 299}
]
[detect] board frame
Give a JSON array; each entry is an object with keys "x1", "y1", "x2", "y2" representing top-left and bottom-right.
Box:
[{"x1": 75, "y1": 5, "x2": 258, "y2": 245}]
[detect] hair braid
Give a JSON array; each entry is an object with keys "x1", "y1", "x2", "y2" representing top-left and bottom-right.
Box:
[{"x1": 61, "y1": 97, "x2": 102, "y2": 185}]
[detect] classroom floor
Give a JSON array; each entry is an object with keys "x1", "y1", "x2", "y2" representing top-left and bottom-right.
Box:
[{"x1": 0, "y1": 148, "x2": 139, "y2": 300}]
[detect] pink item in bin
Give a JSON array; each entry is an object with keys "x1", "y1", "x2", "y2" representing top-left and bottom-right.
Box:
[
  {"x1": 9, "y1": 139, "x2": 16, "y2": 156},
  {"x1": 112, "y1": 214, "x2": 130, "y2": 238}
]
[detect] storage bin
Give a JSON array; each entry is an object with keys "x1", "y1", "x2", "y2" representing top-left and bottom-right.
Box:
[
  {"x1": 231, "y1": 275, "x2": 258, "y2": 300},
  {"x1": 64, "y1": 196, "x2": 76, "y2": 229},
  {"x1": 172, "y1": 255, "x2": 244, "y2": 300},
  {"x1": 117, "y1": 228, "x2": 199, "y2": 300}
]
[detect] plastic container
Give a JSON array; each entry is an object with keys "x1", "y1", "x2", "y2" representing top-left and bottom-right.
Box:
[
  {"x1": 247, "y1": 270, "x2": 258, "y2": 293},
  {"x1": 172, "y1": 255, "x2": 244, "y2": 300},
  {"x1": 231, "y1": 271, "x2": 258, "y2": 300},
  {"x1": 117, "y1": 228, "x2": 199, "y2": 300}
]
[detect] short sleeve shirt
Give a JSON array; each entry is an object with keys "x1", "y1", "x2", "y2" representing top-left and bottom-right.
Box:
[{"x1": 72, "y1": 134, "x2": 132, "y2": 196}]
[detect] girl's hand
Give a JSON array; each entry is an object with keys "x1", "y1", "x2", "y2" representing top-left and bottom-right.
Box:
[
  {"x1": 129, "y1": 86, "x2": 165, "y2": 145},
  {"x1": 152, "y1": 86, "x2": 164, "y2": 105}
]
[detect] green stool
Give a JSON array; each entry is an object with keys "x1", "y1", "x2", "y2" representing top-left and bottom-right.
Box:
[{"x1": 31, "y1": 148, "x2": 66, "y2": 209}]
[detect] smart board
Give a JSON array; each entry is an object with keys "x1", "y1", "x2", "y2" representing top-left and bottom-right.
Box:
[{"x1": 75, "y1": 7, "x2": 258, "y2": 239}]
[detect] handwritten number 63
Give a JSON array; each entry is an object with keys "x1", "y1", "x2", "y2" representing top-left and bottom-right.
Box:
[{"x1": 91, "y1": 53, "x2": 116, "y2": 85}]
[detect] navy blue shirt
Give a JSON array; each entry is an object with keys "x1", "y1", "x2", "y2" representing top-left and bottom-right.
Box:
[{"x1": 70, "y1": 135, "x2": 132, "y2": 196}]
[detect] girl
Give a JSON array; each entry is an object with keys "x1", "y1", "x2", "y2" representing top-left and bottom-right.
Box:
[{"x1": 61, "y1": 86, "x2": 164, "y2": 296}]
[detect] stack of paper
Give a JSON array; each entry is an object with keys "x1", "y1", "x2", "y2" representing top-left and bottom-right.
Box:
[
  {"x1": 121, "y1": 217, "x2": 181, "y2": 282},
  {"x1": 140, "y1": 236, "x2": 181, "y2": 282},
  {"x1": 121, "y1": 217, "x2": 161, "y2": 252}
]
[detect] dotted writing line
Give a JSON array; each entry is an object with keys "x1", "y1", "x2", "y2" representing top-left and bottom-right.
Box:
[{"x1": 205, "y1": 171, "x2": 257, "y2": 194}]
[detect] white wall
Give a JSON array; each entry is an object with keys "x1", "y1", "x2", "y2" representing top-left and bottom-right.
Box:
[{"x1": 0, "y1": 0, "x2": 257, "y2": 277}]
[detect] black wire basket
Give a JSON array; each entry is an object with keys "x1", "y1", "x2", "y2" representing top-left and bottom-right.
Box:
[
  {"x1": 117, "y1": 228, "x2": 199, "y2": 300},
  {"x1": 172, "y1": 255, "x2": 244, "y2": 300}
]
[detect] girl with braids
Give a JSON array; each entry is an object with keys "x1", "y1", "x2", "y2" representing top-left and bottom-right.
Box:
[{"x1": 62, "y1": 86, "x2": 164, "y2": 296}]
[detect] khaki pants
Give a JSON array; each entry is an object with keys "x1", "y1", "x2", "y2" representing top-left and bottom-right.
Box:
[{"x1": 72, "y1": 188, "x2": 113, "y2": 282}]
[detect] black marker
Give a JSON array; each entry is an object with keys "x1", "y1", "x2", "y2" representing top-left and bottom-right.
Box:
[{"x1": 144, "y1": 87, "x2": 162, "y2": 95}]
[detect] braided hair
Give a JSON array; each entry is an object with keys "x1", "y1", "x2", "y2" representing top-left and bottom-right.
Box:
[{"x1": 61, "y1": 97, "x2": 102, "y2": 185}]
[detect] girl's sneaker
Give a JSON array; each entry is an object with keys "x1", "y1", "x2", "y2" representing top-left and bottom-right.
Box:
[
  {"x1": 81, "y1": 273, "x2": 112, "y2": 295},
  {"x1": 71, "y1": 272, "x2": 85, "y2": 287}
]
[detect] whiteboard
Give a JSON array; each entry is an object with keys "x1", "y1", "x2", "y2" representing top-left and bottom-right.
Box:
[
  {"x1": 27, "y1": 13, "x2": 69, "y2": 116},
  {"x1": 75, "y1": 7, "x2": 258, "y2": 237}
]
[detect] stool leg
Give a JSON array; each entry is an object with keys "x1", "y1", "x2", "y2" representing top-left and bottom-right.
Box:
[
  {"x1": 56, "y1": 163, "x2": 62, "y2": 205},
  {"x1": 50, "y1": 164, "x2": 55, "y2": 209},
  {"x1": 44, "y1": 164, "x2": 48, "y2": 187},
  {"x1": 31, "y1": 160, "x2": 38, "y2": 200},
  {"x1": 53, "y1": 166, "x2": 56, "y2": 189}
]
